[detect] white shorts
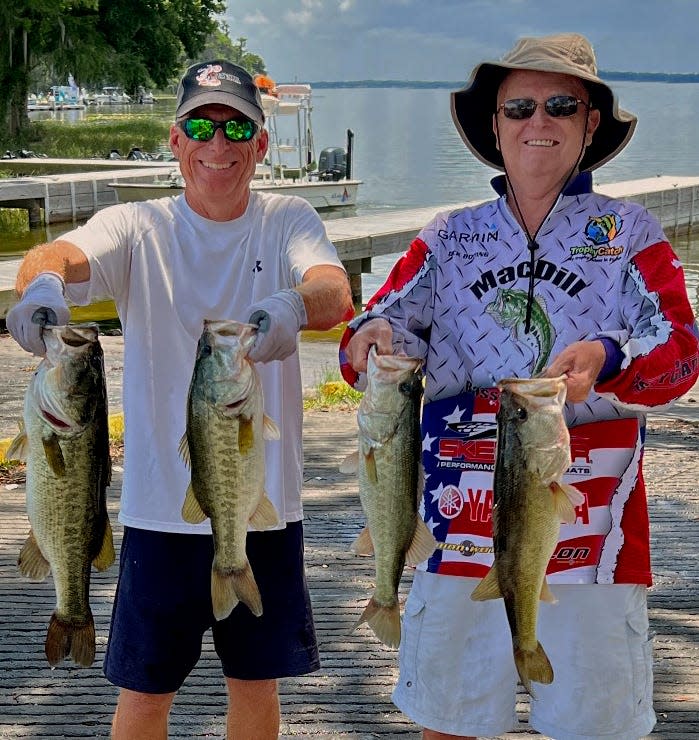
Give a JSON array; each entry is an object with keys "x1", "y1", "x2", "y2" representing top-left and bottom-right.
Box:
[{"x1": 392, "y1": 571, "x2": 656, "y2": 740}]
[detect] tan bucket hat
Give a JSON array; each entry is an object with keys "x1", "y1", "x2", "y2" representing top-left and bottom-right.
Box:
[{"x1": 451, "y1": 32, "x2": 637, "y2": 172}]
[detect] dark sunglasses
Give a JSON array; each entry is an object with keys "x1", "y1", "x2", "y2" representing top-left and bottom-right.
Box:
[
  {"x1": 497, "y1": 95, "x2": 590, "y2": 120},
  {"x1": 180, "y1": 117, "x2": 258, "y2": 142}
]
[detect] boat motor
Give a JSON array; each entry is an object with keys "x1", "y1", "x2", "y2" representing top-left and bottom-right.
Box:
[{"x1": 317, "y1": 147, "x2": 347, "y2": 181}]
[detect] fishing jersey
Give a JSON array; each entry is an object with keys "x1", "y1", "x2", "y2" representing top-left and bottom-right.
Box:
[{"x1": 340, "y1": 187, "x2": 699, "y2": 585}]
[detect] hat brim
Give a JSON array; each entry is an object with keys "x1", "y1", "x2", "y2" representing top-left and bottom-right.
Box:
[
  {"x1": 176, "y1": 91, "x2": 265, "y2": 126},
  {"x1": 451, "y1": 62, "x2": 637, "y2": 172}
]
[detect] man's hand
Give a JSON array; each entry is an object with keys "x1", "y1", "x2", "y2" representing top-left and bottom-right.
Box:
[
  {"x1": 247, "y1": 289, "x2": 307, "y2": 364},
  {"x1": 542, "y1": 340, "x2": 606, "y2": 403},
  {"x1": 344, "y1": 318, "x2": 394, "y2": 374},
  {"x1": 6, "y1": 273, "x2": 71, "y2": 356}
]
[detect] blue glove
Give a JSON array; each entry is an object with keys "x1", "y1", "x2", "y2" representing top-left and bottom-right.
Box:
[
  {"x1": 247, "y1": 289, "x2": 307, "y2": 363},
  {"x1": 6, "y1": 273, "x2": 71, "y2": 356}
]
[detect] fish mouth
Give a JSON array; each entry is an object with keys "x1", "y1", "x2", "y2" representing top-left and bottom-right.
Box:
[{"x1": 41, "y1": 410, "x2": 73, "y2": 429}]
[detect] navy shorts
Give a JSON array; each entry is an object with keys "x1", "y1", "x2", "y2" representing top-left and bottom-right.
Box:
[{"x1": 104, "y1": 522, "x2": 320, "y2": 693}]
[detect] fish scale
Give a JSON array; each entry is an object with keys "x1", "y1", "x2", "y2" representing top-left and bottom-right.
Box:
[
  {"x1": 9, "y1": 323, "x2": 114, "y2": 668},
  {"x1": 344, "y1": 347, "x2": 437, "y2": 648},
  {"x1": 180, "y1": 319, "x2": 280, "y2": 621},
  {"x1": 471, "y1": 375, "x2": 583, "y2": 695}
]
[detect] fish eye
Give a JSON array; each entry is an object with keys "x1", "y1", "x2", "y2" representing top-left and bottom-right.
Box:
[{"x1": 198, "y1": 338, "x2": 212, "y2": 358}]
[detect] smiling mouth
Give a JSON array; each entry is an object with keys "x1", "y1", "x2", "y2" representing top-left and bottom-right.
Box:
[
  {"x1": 201, "y1": 161, "x2": 234, "y2": 170},
  {"x1": 526, "y1": 139, "x2": 556, "y2": 147}
]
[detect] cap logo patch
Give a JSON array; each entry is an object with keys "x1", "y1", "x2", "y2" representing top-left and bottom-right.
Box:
[{"x1": 194, "y1": 64, "x2": 240, "y2": 88}]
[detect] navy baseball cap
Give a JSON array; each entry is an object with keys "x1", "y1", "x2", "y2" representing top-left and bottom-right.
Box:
[{"x1": 175, "y1": 60, "x2": 265, "y2": 125}]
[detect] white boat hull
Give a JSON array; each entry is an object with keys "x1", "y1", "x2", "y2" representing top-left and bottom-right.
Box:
[{"x1": 110, "y1": 178, "x2": 361, "y2": 209}]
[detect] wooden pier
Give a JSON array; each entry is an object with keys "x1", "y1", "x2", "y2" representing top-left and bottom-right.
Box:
[
  {"x1": 0, "y1": 162, "x2": 175, "y2": 227},
  {"x1": 1, "y1": 175, "x2": 699, "y2": 318}
]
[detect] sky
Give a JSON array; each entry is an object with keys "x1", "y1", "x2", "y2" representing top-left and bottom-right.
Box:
[{"x1": 223, "y1": 0, "x2": 699, "y2": 82}]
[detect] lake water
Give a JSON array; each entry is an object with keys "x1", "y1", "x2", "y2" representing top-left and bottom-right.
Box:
[{"x1": 6, "y1": 81, "x2": 699, "y2": 309}]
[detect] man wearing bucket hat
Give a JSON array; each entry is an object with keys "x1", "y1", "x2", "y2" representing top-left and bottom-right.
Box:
[
  {"x1": 340, "y1": 33, "x2": 698, "y2": 739},
  {"x1": 7, "y1": 60, "x2": 353, "y2": 738}
]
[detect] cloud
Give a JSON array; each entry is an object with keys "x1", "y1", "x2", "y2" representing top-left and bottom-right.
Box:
[
  {"x1": 241, "y1": 10, "x2": 269, "y2": 25},
  {"x1": 224, "y1": 0, "x2": 699, "y2": 80}
]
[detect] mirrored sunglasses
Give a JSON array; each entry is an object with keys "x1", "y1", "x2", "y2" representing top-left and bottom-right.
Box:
[
  {"x1": 497, "y1": 95, "x2": 590, "y2": 120},
  {"x1": 180, "y1": 117, "x2": 258, "y2": 142}
]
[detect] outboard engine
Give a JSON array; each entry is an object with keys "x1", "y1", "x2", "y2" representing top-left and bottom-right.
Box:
[{"x1": 317, "y1": 147, "x2": 347, "y2": 181}]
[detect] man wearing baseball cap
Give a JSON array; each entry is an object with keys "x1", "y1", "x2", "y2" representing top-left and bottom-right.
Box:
[
  {"x1": 7, "y1": 59, "x2": 353, "y2": 738},
  {"x1": 341, "y1": 33, "x2": 698, "y2": 739}
]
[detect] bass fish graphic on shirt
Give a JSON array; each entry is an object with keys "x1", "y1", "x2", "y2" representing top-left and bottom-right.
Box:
[{"x1": 485, "y1": 288, "x2": 555, "y2": 375}]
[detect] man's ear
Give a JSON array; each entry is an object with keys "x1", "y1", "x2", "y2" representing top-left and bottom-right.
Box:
[
  {"x1": 255, "y1": 127, "x2": 269, "y2": 163},
  {"x1": 169, "y1": 123, "x2": 182, "y2": 158}
]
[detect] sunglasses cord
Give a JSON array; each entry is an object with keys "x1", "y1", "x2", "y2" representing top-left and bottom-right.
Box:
[{"x1": 495, "y1": 106, "x2": 591, "y2": 336}]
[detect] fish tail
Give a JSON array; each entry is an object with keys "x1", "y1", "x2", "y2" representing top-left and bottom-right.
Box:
[
  {"x1": 354, "y1": 597, "x2": 401, "y2": 649},
  {"x1": 45, "y1": 611, "x2": 96, "y2": 667},
  {"x1": 212, "y1": 562, "x2": 262, "y2": 620},
  {"x1": 514, "y1": 642, "x2": 554, "y2": 697}
]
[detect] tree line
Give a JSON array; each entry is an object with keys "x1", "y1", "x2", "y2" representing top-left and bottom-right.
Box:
[{"x1": 0, "y1": 1, "x2": 267, "y2": 146}]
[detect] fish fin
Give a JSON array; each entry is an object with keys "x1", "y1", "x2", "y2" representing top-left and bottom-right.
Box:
[
  {"x1": 514, "y1": 643, "x2": 554, "y2": 697},
  {"x1": 350, "y1": 526, "x2": 374, "y2": 556},
  {"x1": 354, "y1": 597, "x2": 401, "y2": 649},
  {"x1": 262, "y1": 414, "x2": 280, "y2": 440},
  {"x1": 6, "y1": 424, "x2": 28, "y2": 462},
  {"x1": 238, "y1": 417, "x2": 254, "y2": 454},
  {"x1": 18, "y1": 530, "x2": 51, "y2": 581},
  {"x1": 45, "y1": 611, "x2": 96, "y2": 668},
  {"x1": 540, "y1": 577, "x2": 557, "y2": 604},
  {"x1": 178, "y1": 432, "x2": 191, "y2": 468},
  {"x1": 405, "y1": 518, "x2": 437, "y2": 567},
  {"x1": 470, "y1": 566, "x2": 502, "y2": 601},
  {"x1": 181, "y1": 484, "x2": 208, "y2": 524},
  {"x1": 42, "y1": 432, "x2": 65, "y2": 476},
  {"x1": 212, "y1": 562, "x2": 262, "y2": 620},
  {"x1": 339, "y1": 449, "x2": 359, "y2": 474},
  {"x1": 248, "y1": 493, "x2": 279, "y2": 530},
  {"x1": 550, "y1": 481, "x2": 578, "y2": 524},
  {"x1": 92, "y1": 520, "x2": 115, "y2": 571},
  {"x1": 558, "y1": 481, "x2": 585, "y2": 507},
  {"x1": 364, "y1": 448, "x2": 378, "y2": 484}
]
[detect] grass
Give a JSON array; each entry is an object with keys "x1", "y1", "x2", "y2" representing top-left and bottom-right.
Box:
[
  {"x1": 0, "y1": 208, "x2": 29, "y2": 233},
  {"x1": 304, "y1": 369, "x2": 362, "y2": 411},
  {"x1": 27, "y1": 115, "x2": 171, "y2": 159}
]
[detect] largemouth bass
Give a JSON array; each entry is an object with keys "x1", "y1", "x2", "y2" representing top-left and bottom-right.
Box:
[
  {"x1": 342, "y1": 347, "x2": 436, "y2": 648},
  {"x1": 471, "y1": 376, "x2": 583, "y2": 695},
  {"x1": 179, "y1": 319, "x2": 280, "y2": 621},
  {"x1": 8, "y1": 324, "x2": 114, "y2": 667}
]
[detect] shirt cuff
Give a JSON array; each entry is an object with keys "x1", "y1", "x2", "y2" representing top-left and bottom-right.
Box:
[{"x1": 596, "y1": 337, "x2": 624, "y2": 382}]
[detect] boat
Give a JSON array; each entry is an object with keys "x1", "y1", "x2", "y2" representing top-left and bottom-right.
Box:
[
  {"x1": 108, "y1": 81, "x2": 361, "y2": 210},
  {"x1": 28, "y1": 84, "x2": 86, "y2": 111},
  {"x1": 88, "y1": 86, "x2": 132, "y2": 105}
]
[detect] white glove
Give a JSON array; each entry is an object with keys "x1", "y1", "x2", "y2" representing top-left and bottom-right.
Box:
[
  {"x1": 247, "y1": 289, "x2": 307, "y2": 363},
  {"x1": 6, "y1": 273, "x2": 71, "y2": 356}
]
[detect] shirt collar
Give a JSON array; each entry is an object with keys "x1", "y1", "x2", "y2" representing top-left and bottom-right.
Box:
[{"x1": 490, "y1": 170, "x2": 593, "y2": 197}]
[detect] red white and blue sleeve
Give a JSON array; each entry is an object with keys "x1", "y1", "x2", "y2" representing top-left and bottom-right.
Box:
[
  {"x1": 339, "y1": 235, "x2": 435, "y2": 388},
  {"x1": 595, "y1": 231, "x2": 699, "y2": 410}
]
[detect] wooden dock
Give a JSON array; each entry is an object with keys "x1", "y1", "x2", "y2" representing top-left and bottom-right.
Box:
[
  {"x1": 1, "y1": 175, "x2": 699, "y2": 317},
  {"x1": 0, "y1": 164, "x2": 176, "y2": 227}
]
